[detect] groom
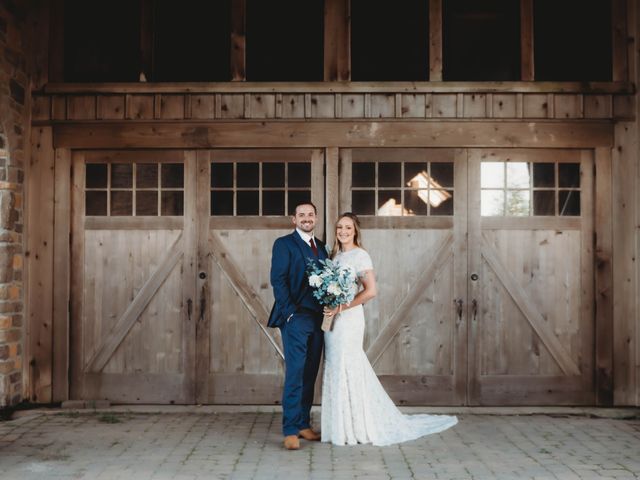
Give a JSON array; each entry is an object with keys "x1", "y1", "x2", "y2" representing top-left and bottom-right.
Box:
[{"x1": 269, "y1": 202, "x2": 328, "y2": 450}]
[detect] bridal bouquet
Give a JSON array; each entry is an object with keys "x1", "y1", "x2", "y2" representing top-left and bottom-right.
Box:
[{"x1": 306, "y1": 258, "x2": 358, "y2": 332}]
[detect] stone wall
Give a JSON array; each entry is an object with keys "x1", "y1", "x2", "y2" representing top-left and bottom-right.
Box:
[{"x1": 0, "y1": 0, "x2": 29, "y2": 408}]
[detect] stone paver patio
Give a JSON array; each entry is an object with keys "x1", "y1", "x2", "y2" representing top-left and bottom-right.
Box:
[{"x1": 0, "y1": 407, "x2": 639, "y2": 479}]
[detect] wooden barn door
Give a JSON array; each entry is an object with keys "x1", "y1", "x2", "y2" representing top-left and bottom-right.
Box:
[
  {"x1": 195, "y1": 149, "x2": 325, "y2": 403},
  {"x1": 70, "y1": 151, "x2": 197, "y2": 403},
  {"x1": 338, "y1": 148, "x2": 468, "y2": 405},
  {"x1": 467, "y1": 149, "x2": 594, "y2": 405}
]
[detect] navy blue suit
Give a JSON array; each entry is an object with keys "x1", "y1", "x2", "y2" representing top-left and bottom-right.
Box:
[{"x1": 269, "y1": 230, "x2": 327, "y2": 436}]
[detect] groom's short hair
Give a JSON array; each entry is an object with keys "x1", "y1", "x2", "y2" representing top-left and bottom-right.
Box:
[{"x1": 293, "y1": 201, "x2": 317, "y2": 215}]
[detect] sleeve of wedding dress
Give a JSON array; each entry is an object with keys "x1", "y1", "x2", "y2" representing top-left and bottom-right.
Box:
[{"x1": 356, "y1": 249, "x2": 374, "y2": 277}]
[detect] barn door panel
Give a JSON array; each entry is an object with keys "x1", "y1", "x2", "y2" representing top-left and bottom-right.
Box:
[
  {"x1": 467, "y1": 149, "x2": 594, "y2": 405},
  {"x1": 337, "y1": 148, "x2": 467, "y2": 405},
  {"x1": 70, "y1": 151, "x2": 197, "y2": 404},
  {"x1": 196, "y1": 149, "x2": 324, "y2": 404}
]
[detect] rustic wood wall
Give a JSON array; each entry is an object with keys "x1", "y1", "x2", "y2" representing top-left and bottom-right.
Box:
[{"x1": 21, "y1": 0, "x2": 640, "y2": 406}]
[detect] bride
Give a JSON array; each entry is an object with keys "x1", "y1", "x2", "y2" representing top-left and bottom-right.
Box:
[{"x1": 321, "y1": 212, "x2": 458, "y2": 446}]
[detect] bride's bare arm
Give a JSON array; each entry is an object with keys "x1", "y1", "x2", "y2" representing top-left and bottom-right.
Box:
[{"x1": 323, "y1": 269, "x2": 377, "y2": 316}]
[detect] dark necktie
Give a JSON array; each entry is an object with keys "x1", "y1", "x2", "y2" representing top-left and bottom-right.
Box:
[{"x1": 309, "y1": 237, "x2": 318, "y2": 256}]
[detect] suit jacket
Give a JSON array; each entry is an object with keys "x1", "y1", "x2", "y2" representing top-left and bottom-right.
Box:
[{"x1": 268, "y1": 231, "x2": 328, "y2": 328}]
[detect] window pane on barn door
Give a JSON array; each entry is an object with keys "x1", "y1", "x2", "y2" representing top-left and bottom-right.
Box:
[
  {"x1": 534, "y1": 0, "x2": 611, "y2": 81},
  {"x1": 86, "y1": 191, "x2": 107, "y2": 216},
  {"x1": 236, "y1": 163, "x2": 259, "y2": 188},
  {"x1": 443, "y1": 0, "x2": 520, "y2": 81},
  {"x1": 263, "y1": 163, "x2": 285, "y2": 188},
  {"x1": 136, "y1": 164, "x2": 158, "y2": 188},
  {"x1": 211, "y1": 163, "x2": 234, "y2": 188},
  {"x1": 64, "y1": 0, "x2": 140, "y2": 82},
  {"x1": 111, "y1": 191, "x2": 133, "y2": 216},
  {"x1": 246, "y1": 0, "x2": 324, "y2": 81},
  {"x1": 86, "y1": 164, "x2": 108, "y2": 188},
  {"x1": 161, "y1": 164, "x2": 184, "y2": 189},
  {"x1": 288, "y1": 163, "x2": 311, "y2": 188},
  {"x1": 136, "y1": 191, "x2": 158, "y2": 216},
  {"x1": 352, "y1": 163, "x2": 375, "y2": 188},
  {"x1": 211, "y1": 191, "x2": 234, "y2": 216},
  {"x1": 111, "y1": 164, "x2": 133, "y2": 189},
  {"x1": 161, "y1": 191, "x2": 184, "y2": 216},
  {"x1": 154, "y1": 0, "x2": 231, "y2": 81},
  {"x1": 351, "y1": 0, "x2": 428, "y2": 80},
  {"x1": 263, "y1": 190, "x2": 285, "y2": 215}
]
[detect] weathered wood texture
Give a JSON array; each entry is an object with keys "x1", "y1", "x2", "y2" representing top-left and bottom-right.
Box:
[
  {"x1": 613, "y1": 122, "x2": 638, "y2": 405},
  {"x1": 34, "y1": 91, "x2": 634, "y2": 121},
  {"x1": 52, "y1": 148, "x2": 70, "y2": 402},
  {"x1": 429, "y1": 0, "x2": 443, "y2": 81},
  {"x1": 27, "y1": 127, "x2": 55, "y2": 403},
  {"x1": 230, "y1": 0, "x2": 246, "y2": 81},
  {"x1": 52, "y1": 121, "x2": 614, "y2": 149}
]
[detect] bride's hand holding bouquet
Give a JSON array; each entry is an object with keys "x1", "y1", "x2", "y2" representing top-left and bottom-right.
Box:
[{"x1": 306, "y1": 258, "x2": 358, "y2": 332}]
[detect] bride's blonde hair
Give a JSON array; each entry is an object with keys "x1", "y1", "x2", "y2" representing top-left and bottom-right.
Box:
[{"x1": 330, "y1": 212, "x2": 364, "y2": 258}]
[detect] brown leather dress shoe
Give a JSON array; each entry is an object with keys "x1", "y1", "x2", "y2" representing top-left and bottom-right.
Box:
[
  {"x1": 284, "y1": 435, "x2": 300, "y2": 450},
  {"x1": 298, "y1": 428, "x2": 321, "y2": 441}
]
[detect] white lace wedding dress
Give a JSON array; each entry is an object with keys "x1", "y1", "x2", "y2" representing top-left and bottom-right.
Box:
[{"x1": 321, "y1": 247, "x2": 458, "y2": 446}]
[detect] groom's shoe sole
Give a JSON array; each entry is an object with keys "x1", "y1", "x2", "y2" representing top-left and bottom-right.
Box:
[
  {"x1": 284, "y1": 435, "x2": 300, "y2": 450},
  {"x1": 298, "y1": 428, "x2": 321, "y2": 441}
]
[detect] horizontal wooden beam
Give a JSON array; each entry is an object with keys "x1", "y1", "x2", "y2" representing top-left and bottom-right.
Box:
[
  {"x1": 53, "y1": 121, "x2": 614, "y2": 149},
  {"x1": 42, "y1": 81, "x2": 635, "y2": 95}
]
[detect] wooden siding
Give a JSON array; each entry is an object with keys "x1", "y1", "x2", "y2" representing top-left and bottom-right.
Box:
[{"x1": 35, "y1": 89, "x2": 634, "y2": 122}]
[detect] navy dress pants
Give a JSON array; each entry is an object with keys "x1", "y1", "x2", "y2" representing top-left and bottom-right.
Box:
[{"x1": 280, "y1": 311, "x2": 324, "y2": 436}]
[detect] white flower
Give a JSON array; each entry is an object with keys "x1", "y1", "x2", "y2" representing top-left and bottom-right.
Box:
[
  {"x1": 327, "y1": 282, "x2": 343, "y2": 296},
  {"x1": 309, "y1": 274, "x2": 323, "y2": 288}
]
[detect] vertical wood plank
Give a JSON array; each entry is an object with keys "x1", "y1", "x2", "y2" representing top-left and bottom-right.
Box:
[
  {"x1": 32, "y1": 96, "x2": 51, "y2": 122},
  {"x1": 453, "y1": 148, "x2": 468, "y2": 405},
  {"x1": 523, "y1": 94, "x2": 550, "y2": 118},
  {"x1": 520, "y1": 0, "x2": 534, "y2": 80},
  {"x1": 612, "y1": 0, "x2": 629, "y2": 81},
  {"x1": 311, "y1": 149, "x2": 325, "y2": 240},
  {"x1": 126, "y1": 95, "x2": 154, "y2": 119},
  {"x1": 492, "y1": 94, "x2": 517, "y2": 118},
  {"x1": 51, "y1": 96, "x2": 66, "y2": 120},
  {"x1": 325, "y1": 148, "x2": 339, "y2": 247},
  {"x1": 69, "y1": 154, "x2": 85, "y2": 400},
  {"x1": 338, "y1": 149, "x2": 352, "y2": 214},
  {"x1": 466, "y1": 149, "x2": 482, "y2": 405},
  {"x1": 52, "y1": 149, "x2": 71, "y2": 402},
  {"x1": 432, "y1": 94, "x2": 457, "y2": 118},
  {"x1": 429, "y1": 0, "x2": 443, "y2": 81},
  {"x1": 280, "y1": 94, "x2": 305, "y2": 118},
  {"x1": 324, "y1": 0, "x2": 351, "y2": 81},
  {"x1": 370, "y1": 94, "x2": 395, "y2": 118},
  {"x1": 584, "y1": 95, "x2": 613, "y2": 119},
  {"x1": 579, "y1": 150, "x2": 595, "y2": 398},
  {"x1": 401, "y1": 94, "x2": 426, "y2": 118},
  {"x1": 310, "y1": 95, "x2": 335, "y2": 118},
  {"x1": 612, "y1": 122, "x2": 637, "y2": 405},
  {"x1": 182, "y1": 151, "x2": 198, "y2": 403},
  {"x1": 190, "y1": 95, "x2": 216, "y2": 119},
  {"x1": 27, "y1": 127, "x2": 55, "y2": 403},
  {"x1": 195, "y1": 152, "x2": 211, "y2": 403},
  {"x1": 158, "y1": 95, "x2": 185, "y2": 119},
  {"x1": 97, "y1": 95, "x2": 125, "y2": 120},
  {"x1": 230, "y1": 0, "x2": 246, "y2": 81},
  {"x1": 219, "y1": 94, "x2": 245, "y2": 118},
  {"x1": 341, "y1": 94, "x2": 366, "y2": 118},
  {"x1": 554, "y1": 94, "x2": 583, "y2": 119},
  {"x1": 595, "y1": 147, "x2": 614, "y2": 405},
  {"x1": 67, "y1": 96, "x2": 97, "y2": 120},
  {"x1": 463, "y1": 94, "x2": 487, "y2": 118},
  {"x1": 248, "y1": 94, "x2": 276, "y2": 118}
]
